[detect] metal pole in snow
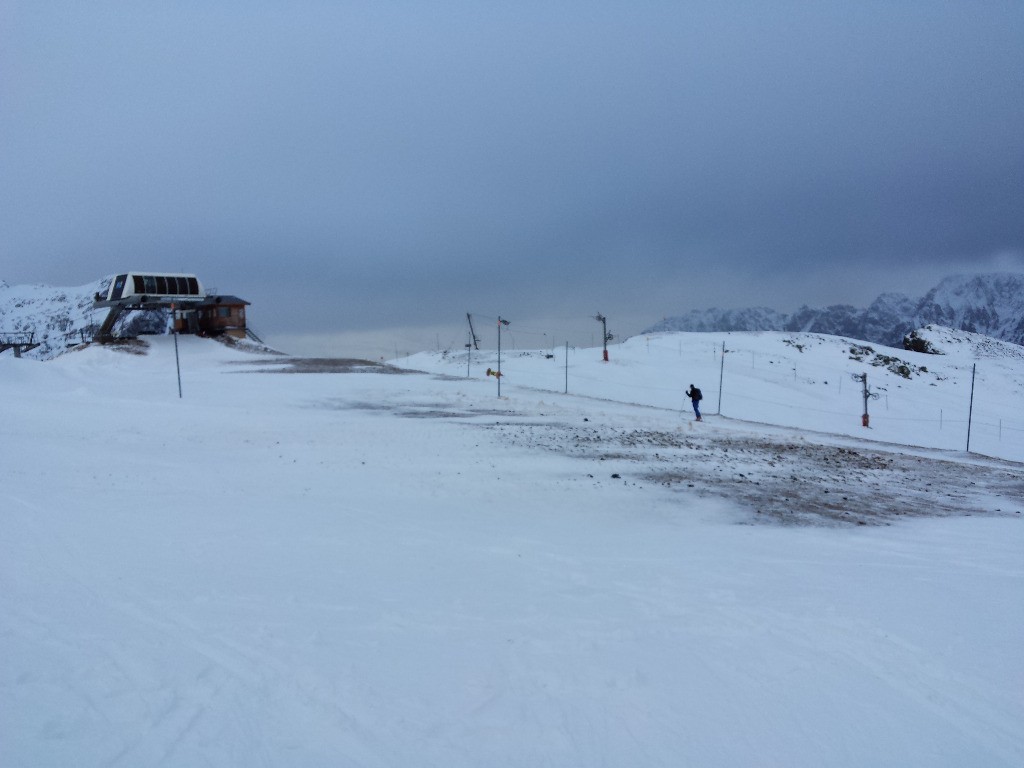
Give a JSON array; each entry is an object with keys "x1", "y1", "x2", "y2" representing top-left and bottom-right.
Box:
[
  {"x1": 850, "y1": 372, "x2": 870, "y2": 427},
  {"x1": 495, "y1": 317, "x2": 509, "y2": 397},
  {"x1": 717, "y1": 341, "x2": 725, "y2": 415},
  {"x1": 564, "y1": 341, "x2": 568, "y2": 394},
  {"x1": 862, "y1": 373, "x2": 869, "y2": 427},
  {"x1": 595, "y1": 313, "x2": 610, "y2": 361},
  {"x1": 172, "y1": 304, "x2": 182, "y2": 399},
  {"x1": 966, "y1": 363, "x2": 976, "y2": 453}
]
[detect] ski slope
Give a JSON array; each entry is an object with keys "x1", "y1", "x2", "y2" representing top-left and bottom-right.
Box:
[
  {"x1": 401, "y1": 327, "x2": 1024, "y2": 462},
  {"x1": 1, "y1": 332, "x2": 1022, "y2": 767}
]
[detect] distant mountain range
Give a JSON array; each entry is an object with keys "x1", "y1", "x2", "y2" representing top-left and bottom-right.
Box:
[
  {"x1": 3, "y1": 272, "x2": 1023, "y2": 360},
  {"x1": 644, "y1": 273, "x2": 1024, "y2": 348}
]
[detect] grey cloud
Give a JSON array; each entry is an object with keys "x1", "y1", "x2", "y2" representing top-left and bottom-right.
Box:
[{"x1": 1, "y1": 2, "x2": 1022, "y2": 351}]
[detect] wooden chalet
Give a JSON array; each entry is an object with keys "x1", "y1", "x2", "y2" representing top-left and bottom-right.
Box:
[{"x1": 174, "y1": 295, "x2": 250, "y2": 339}]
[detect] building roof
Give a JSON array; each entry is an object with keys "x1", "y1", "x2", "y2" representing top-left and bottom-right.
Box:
[{"x1": 194, "y1": 295, "x2": 250, "y2": 307}]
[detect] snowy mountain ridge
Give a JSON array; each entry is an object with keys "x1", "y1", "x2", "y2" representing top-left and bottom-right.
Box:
[
  {"x1": 0, "y1": 276, "x2": 176, "y2": 359},
  {"x1": 3, "y1": 272, "x2": 1023, "y2": 360},
  {"x1": 645, "y1": 273, "x2": 1024, "y2": 347}
]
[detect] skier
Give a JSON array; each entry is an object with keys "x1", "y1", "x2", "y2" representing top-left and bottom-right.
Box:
[{"x1": 685, "y1": 384, "x2": 703, "y2": 421}]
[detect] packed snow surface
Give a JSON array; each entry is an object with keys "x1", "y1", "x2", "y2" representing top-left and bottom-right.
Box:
[{"x1": 2, "y1": 332, "x2": 1022, "y2": 767}]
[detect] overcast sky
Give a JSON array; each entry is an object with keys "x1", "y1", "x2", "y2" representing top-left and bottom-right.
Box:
[{"x1": 2, "y1": 2, "x2": 1022, "y2": 357}]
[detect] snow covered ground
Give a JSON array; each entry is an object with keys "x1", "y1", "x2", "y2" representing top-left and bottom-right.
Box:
[{"x1": 2, "y1": 332, "x2": 1022, "y2": 767}]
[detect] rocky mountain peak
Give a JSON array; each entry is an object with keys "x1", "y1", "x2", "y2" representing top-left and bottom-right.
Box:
[{"x1": 645, "y1": 273, "x2": 1024, "y2": 347}]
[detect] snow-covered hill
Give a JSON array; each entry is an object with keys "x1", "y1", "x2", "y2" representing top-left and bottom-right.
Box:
[
  {"x1": 646, "y1": 273, "x2": 1024, "y2": 347},
  {"x1": 0, "y1": 276, "x2": 171, "y2": 359},
  {"x1": 401, "y1": 327, "x2": 1024, "y2": 463},
  {"x1": 907, "y1": 323, "x2": 1024, "y2": 361},
  {"x1": 2, "y1": 334, "x2": 1022, "y2": 766},
  {"x1": 0, "y1": 278, "x2": 108, "y2": 357},
  {"x1": 5, "y1": 247, "x2": 1022, "y2": 768}
]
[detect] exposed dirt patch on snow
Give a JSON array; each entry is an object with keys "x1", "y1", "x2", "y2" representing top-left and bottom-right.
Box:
[
  {"x1": 314, "y1": 384, "x2": 1022, "y2": 527},
  {"x1": 230, "y1": 357, "x2": 420, "y2": 374},
  {"x1": 95, "y1": 338, "x2": 150, "y2": 355},
  {"x1": 484, "y1": 419, "x2": 1024, "y2": 527},
  {"x1": 325, "y1": 400, "x2": 519, "y2": 420}
]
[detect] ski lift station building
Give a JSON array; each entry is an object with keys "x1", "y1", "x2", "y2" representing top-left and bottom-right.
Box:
[{"x1": 94, "y1": 272, "x2": 252, "y2": 341}]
